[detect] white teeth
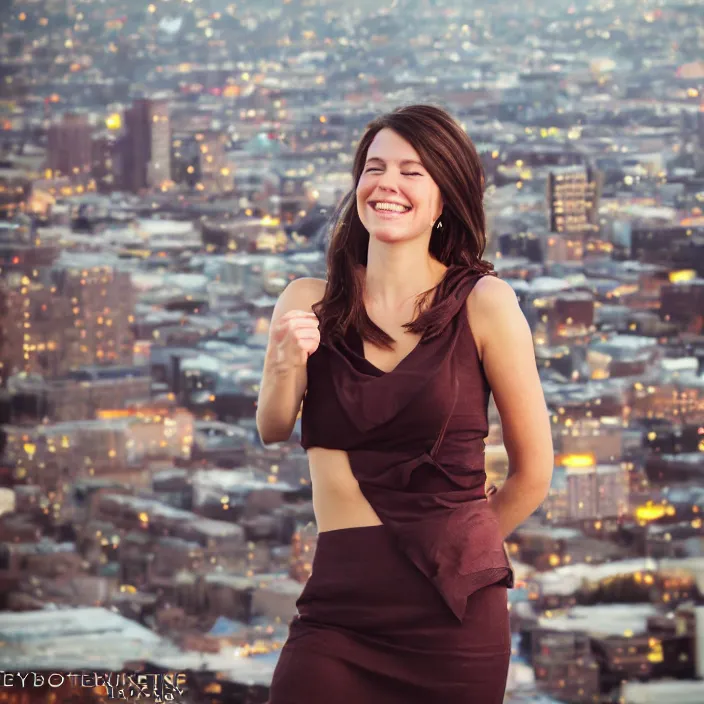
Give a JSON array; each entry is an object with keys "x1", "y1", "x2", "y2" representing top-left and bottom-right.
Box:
[{"x1": 374, "y1": 202, "x2": 410, "y2": 213}]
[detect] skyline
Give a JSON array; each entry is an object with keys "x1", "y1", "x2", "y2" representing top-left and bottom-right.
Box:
[{"x1": 1, "y1": 1, "x2": 704, "y2": 703}]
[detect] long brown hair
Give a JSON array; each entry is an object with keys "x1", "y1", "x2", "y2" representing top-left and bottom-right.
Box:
[{"x1": 312, "y1": 103, "x2": 497, "y2": 350}]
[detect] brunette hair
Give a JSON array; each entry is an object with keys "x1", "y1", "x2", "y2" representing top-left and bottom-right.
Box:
[{"x1": 312, "y1": 103, "x2": 496, "y2": 349}]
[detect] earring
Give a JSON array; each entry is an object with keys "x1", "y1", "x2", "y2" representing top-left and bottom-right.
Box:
[{"x1": 436, "y1": 219, "x2": 443, "y2": 230}]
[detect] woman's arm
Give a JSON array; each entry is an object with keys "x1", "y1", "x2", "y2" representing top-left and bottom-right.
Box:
[
  {"x1": 468, "y1": 276, "x2": 554, "y2": 539},
  {"x1": 256, "y1": 277, "x2": 326, "y2": 445}
]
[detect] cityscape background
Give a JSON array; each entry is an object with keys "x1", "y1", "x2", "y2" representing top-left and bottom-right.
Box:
[{"x1": 0, "y1": 0, "x2": 703, "y2": 702}]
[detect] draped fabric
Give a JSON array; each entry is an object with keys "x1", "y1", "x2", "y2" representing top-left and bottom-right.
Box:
[{"x1": 301, "y1": 265, "x2": 514, "y2": 622}]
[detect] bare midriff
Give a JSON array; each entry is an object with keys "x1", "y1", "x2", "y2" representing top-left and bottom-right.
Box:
[{"x1": 307, "y1": 447, "x2": 383, "y2": 533}]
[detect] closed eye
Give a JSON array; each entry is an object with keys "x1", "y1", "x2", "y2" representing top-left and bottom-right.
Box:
[{"x1": 365, "y1": 168, "x2": 422, "y2": 176}]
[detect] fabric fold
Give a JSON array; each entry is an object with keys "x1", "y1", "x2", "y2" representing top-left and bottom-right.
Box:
[{"x1": 301, "y1": 265, "x2": 515, "y2": 622}]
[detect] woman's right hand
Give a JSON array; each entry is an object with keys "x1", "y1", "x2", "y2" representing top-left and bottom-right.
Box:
[{"x1": 270, "y1": 310, "x2": 320, "y2": 370}]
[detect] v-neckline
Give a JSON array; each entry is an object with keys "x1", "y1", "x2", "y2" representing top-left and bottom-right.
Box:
[
  {"x1": 351, "y1": 264, "x2": 459, "y2": 377},
  {"x1": 356, "y1": 326, "x2": 425, "y2": 376}
]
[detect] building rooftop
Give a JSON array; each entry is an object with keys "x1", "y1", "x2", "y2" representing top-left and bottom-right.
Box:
[
  {"x1": 0, "y1": 606, "x2": 281, "y2": 683},
  {"x1": 536, "y1": 558, "x2": 660, "y2": 596},
  {"x1": 538, "y1": 603, "x2": 659, "y2": 637}
]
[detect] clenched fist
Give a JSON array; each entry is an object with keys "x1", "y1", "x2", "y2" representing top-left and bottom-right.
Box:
[{"x1": 270, "y1": 310, "x2": 320, "y2": 370}]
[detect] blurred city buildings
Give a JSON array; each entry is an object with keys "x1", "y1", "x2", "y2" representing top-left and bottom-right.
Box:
[{"x1": 0, "y1": 1, "x2": 704, "y2": 703}]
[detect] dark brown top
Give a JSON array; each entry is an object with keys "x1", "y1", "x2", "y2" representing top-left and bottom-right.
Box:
[{"x1": 301, "y1": 265, "x2": 514, "y2": 622}]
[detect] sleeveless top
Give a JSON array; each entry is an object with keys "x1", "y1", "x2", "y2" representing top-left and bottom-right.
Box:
[{"x1": 300, "y1": 264, "x2": 514, "y2": 622}]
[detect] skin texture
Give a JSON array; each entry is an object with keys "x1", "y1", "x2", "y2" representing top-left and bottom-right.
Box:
[
  {"x1": 257, "y1": 127, "x2": 553, "y2": 536},
  {"x1": 262, "y1": 124, "x2": 551, "y2": 702},
  {"x1": 353, "y1": 127, "x2": 450, "y2": 373},
  {"x1": 468, "y1": 274, "x2": 554, "y2": 537},
  {"x1": 356, "y1": 127, "x2": 443, "y2": 248}
]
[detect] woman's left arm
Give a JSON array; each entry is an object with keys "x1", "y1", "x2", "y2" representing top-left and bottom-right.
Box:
[{"x1": 468, "y1": 275, "x2": 554, "y2": 539}]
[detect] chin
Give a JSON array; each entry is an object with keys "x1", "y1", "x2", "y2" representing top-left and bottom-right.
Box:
[
  {"x1": 369, "y1": 228, "x2": 418, "y2": 244},
  {"x1": 369, "y1": 229, "x2": 408, "y2": 243}
]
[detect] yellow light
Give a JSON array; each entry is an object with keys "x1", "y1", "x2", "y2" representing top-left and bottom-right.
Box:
[
  {"x1": 105, "y1": 113, "x2": 122, "y2": 130},
  {"x1": 148, "y1": 4, "x2": 157, "y2": 13},
  {"x1": 668, "y1": 269, "x2": 696, "y2": 283},
  {"x1": 560, "y1": 453, "x2": 595, "y2": 468},
  {"x1": 636, "y1": 504, "x2": 667, "y2": 522}
]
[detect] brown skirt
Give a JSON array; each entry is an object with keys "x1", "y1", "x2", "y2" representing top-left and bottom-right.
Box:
[{"x1": 267, "y1": 524, "x2": 511, "y2": 704}]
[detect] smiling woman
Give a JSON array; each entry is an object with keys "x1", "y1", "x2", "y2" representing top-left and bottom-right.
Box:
[
  {"x1": 358, "y1": 137, "x2": 440, "y2": 237},
  {"x1": 311, "y1": 104, "x2": 492, "y2": 353},
  {"x1": 260, "y1": 104, "x2": 553, "y2": 704}
]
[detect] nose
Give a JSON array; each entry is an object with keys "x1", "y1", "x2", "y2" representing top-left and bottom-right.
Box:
[{"x1": 376, "y1": 171, "x2": 399, "y2": 193}]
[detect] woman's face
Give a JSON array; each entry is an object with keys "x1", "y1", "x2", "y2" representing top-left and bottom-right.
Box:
[{"x1": 356, "y1": 128, "x2": 443, "y2": 245}]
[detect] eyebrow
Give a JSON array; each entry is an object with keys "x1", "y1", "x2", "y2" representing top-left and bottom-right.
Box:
[{"x1": 365, "y1": 157, "x2": 425, "y2": 168}]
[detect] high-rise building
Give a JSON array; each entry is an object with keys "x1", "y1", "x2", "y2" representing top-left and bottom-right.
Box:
[
  {"x1": 567, "y1": 463, "x2": 629, "y2": 521},
  {"x1": 546, "y1": 165, "x2": 602, "y2": 236},
  {"x1": 171, "y1": 130, "x2": 231, "y2": 192},
  {"x1": 567, "y1": 465, "x2": 598, "y2": 520},
  {"x1": 46, "y1": 113, "x2": 92, "y2": 180},
  {"x1": 50, "y1": 258, "x2": 135, "y2": 371},
  {"x1": 91, "y1": 132, "x2": 122, "y2": 193},
  {"x1": 0, "y1": 220, "x2": 61, "y2": 383},
  {"x1": 0, "y1": 280, "x2": 21, "y2": 388},
  {"x1": 0, "y1": 231, "x2": 135, "y2": 380},
  {"x1": 631, "y1": 226, "x2": 704, "y2": 277},
  {"x1": 122, "y1": 98, "x2": 171, "y2": 192},
  {"x1": 596, "y1": 465, "x2": 630, "y2": 518}
]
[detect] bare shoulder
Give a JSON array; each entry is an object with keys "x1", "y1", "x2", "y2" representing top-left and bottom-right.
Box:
[
  {"x1": 465, "y1": 275, "x2": 524, "y2": 360},
  {"x1": 469, "y1": 274, "x2": 517, "y2": 307},
  {"x1": 274, "y1": 276, "x2": 327, "y2": 317}
]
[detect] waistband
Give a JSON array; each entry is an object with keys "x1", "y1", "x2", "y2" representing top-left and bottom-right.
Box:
[{"x1": 314, "y1": 524, "x2": 394, "y2": 563}]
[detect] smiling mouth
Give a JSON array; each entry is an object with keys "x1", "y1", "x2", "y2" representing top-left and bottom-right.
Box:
[{"x1": 369, "y1": 201, "x2": 413, "y2": 213}]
